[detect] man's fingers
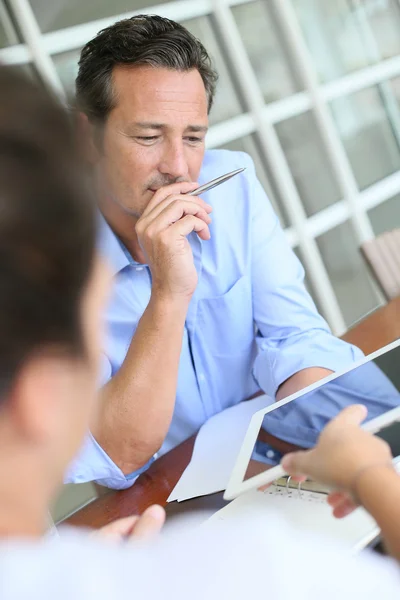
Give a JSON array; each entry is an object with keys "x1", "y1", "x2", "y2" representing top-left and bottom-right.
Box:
[
  {"x1": 130, "y1": 504, "x2": 166, "y2": 541},
  {"x1": 281, "y1": 450, "x2": 314, "y2": 477},
  {"x1": 328, "y1": 491, "x2": 358, "y2": 519},
  {"x1": 332, "y1": 498, "x2": 357, "y2": 519},
  {"x1": 143, "y1": 183, "x2": 209, "y2": 217},
  {"x1": 334, "y1": 404, "x2": 368, "y2": 427},
  {"x1": 94, "y1": 515, "x2": 139, "y2": 540},
  {"x1": 143, "y1": 194, "x2": 212, "y2": 223},
  {"x1": 139, "y1": 200, "x2": 212, "y2": 238},
  {"x1": 171, "y1": 214, "x2": 211, "y2": 240},
  {"x1": 327, "y1": 491, "x2": 347, "y2": 506}
]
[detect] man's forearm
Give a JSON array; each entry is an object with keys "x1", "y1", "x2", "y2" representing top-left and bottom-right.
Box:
[
  {"x1": 276, "y1": 367, "x2": 333, "y2": 402},
  {"x1": 93, "y1": 293, "x2": 189, "y2": 474}
]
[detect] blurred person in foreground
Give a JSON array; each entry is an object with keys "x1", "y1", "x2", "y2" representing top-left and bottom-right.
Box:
[
  {"x1": 68, "y1": 14, "x2": 369, "y2": 490},
  {"x1": 1, "y1": 67, "x2": 400, "y2": 600},
  {"x1": 0, "y1": 66, "x2": 165, "y2": 542}
]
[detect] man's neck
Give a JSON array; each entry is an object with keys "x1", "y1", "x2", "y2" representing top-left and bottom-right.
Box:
[
  {"x1": 100, "y1": 203, "x2": 146, "y2": 264},
  {"x1": 0, "y1": 450, "x2": 52, "y2": 539}
]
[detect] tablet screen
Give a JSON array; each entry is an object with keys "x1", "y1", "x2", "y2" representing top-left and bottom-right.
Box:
[{"x1": 243, "y1": 343, "x2": 400, "y2": 483}]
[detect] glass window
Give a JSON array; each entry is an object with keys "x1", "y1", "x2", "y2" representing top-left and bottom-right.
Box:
[
  {"x1": 293, "y1": 0, "x2": 400, "y2": 83},
  {"x1": 51, "y1": 483, "x2": 98, "y2": 523},
  {"x1": 0, "y1": 1, "x2": 20, "y2": 47},
  {"x1": 330, "y1": 86, "x2": 400, "y2": 190},
  {"x1": 232, "y1": 0, "x2": 302, "y2": 103},
  {"x1": 368, "y1": 195, "x2": 400, "y2": 237},
  {"x1": 0, "y1": 19, "x2": 9, "y2": 48},
  {"x1": 216, "y1": 135, "x2": 288, "y2": 228},
  {"x1": 183, "y1": 17, "x2": 243, "y2": 126},
  {"x1": 29, "y1": 0, "x2": 172, "y2": 33},
  {"x1": 275, "y1": 111, "x2": 341, "y2": 217},
  {"x1": 293, "y1": 246, "x2": 325, "y2": 317},
  {"x1": 316, "y1": 221, "x2": 379, "y2": 327},
  {"x1": 52, "y1": 49, "x2": 80, "y2": 95}
]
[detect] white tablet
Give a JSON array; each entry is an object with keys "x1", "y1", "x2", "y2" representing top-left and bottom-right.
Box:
[{"x1": 224, "y1": 338, "x2": 400, "y2": 501}]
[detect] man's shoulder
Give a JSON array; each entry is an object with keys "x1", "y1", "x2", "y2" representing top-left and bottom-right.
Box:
[{"x1": 201, "y1": 149, "x2": 255, "y2": 178}]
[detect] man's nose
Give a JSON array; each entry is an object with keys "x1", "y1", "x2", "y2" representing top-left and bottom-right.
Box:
[{"x1": 159, "y1": 141, "x2": 190, "y2": 181}]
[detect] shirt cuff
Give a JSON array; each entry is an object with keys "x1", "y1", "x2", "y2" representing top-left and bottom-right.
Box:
[
  {"x1": 252, "y1": 331, "x2": 364, "y2": 399},
  {"x1": 64, "y1": 433, "x2": 155, "y2": 490}
]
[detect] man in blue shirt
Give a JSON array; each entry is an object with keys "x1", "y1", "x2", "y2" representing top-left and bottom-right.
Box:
[{"x1": 66, "y1": 15, "x2": 363, "y2": 489}]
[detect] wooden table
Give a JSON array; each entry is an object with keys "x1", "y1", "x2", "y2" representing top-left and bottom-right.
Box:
[{"x1": 66, "y1": 297, "x2": 400, "y2": 529}]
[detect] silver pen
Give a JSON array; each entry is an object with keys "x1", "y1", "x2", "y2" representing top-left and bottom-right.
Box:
[{"x1": 187, "y1": 167, "x2": 245, "y2": 196}]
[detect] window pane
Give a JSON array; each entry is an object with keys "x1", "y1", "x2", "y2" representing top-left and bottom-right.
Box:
[
  {"x1": 293, "y1": 246, "x2": 325, "y2": 317},
  {"x1": 276, "y1": 111, "x2": 341, "y2": 217},
  {"x1": 29, "y1": 0, "x2": 171, "y2": 33},
  {"x1": 216, "y1": 135, "x2": 288, "y2": 228},
  {"x1": 183, "y1": 17, "x2": 243, "y2": 126},
  {"x1": 0, "y1": 18, "x2": 10, "y2": 48},
  {"x1": 53, "y1": 49, "x2": 80, "y2": 95},
  {"x1": 51, "y1": 483, "x2": 97, "y2": 523},
  {"x1": 293, "y1": 0, "x2": 400, "y2": 83},
  {"x1": 316, "y1": 221, "x2": 379, "y2": 327},
  {"x1": 330, "y1": 86, "x2": 400, "y2": 190},
  {"x1": 368, "y1": 195, "x2": 400, "y2": 236},
  {"x1": 232, "y1": 0, "x2": 302, "y2": 103},
  {"x1": 0, "y1": 2, "x2": 20, "y2": 47}
]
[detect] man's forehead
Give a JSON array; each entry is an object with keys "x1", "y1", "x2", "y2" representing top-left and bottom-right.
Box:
[{"x1": 111, "y1": 64, "x2": 208, "y2": 110}]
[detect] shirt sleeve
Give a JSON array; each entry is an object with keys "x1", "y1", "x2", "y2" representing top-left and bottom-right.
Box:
[
  {"x1": 64, "y1": 353, "x2": 155, "y2": 490},
  {"x1": 247, "y1": 156, "x2": 364, "y2": 399},
  {"x1": 64, "y1": 433, "x2": 155, "y2": 490}
]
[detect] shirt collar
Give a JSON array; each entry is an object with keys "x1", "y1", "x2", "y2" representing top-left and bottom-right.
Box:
[{"x1": 97, "y1": 212, "x2": 141, "y2": 276}]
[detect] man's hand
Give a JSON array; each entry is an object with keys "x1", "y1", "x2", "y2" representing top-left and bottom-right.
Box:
[
  {"x1": 135, "y1": 182, "x2": 212, "y2": 301},
  {"x1": 281, "y1": 405, "x2": 393, "y2": 513},
  {"x1": 93, "y1": 504, "x2": 166, "y2": 542}
]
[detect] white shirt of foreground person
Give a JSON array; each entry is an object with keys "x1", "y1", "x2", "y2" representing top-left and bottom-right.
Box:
[{"x1": 1, "y1": 515, "x2": 399, "y2": 599}]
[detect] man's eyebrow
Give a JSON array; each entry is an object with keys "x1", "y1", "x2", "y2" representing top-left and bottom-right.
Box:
[
  {"x1": 130, "y1": 122, "x2": 164, "y2": 130},
  {"x1": 124, "y1": 122, "x2": 208, "y2": 134},
  {"x1": 186, "y1": 125, "x2": 208, "y2": 133}
]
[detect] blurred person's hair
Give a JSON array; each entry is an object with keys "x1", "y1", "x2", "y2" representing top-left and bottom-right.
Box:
[
  {"x1": 0, "y1": 67, "x2": 96, "y2": 398},
  {"x1": 76, "y1": 14, "x2": 218, "y2": 126}
]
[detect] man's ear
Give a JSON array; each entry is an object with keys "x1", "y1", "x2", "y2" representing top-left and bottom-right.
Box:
[
  {"x1": 9, "y1": 355, "x2": 68, "y2": 444},
  {"x1": 77, "y1": 112, "x2": 101, "y2": 164}
]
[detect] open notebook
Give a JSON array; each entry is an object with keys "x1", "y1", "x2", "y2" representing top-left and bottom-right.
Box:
[
  {"x1": 206, "y1": 339, "x2": 400, "y2": 552},
  {"x1": 205, "y1": 476, "x2": 380, "y2": 552}
]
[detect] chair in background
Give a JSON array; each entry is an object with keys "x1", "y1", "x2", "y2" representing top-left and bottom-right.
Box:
[{"x1": 360, "y1": 229, "x2": 400, "y2": 302}]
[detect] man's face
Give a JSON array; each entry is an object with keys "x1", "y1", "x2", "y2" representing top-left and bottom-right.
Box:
[{"x1": 96, "y1": 65, "x2": 209, "y2": 218}]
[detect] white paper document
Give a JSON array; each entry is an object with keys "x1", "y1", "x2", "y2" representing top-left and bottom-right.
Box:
[
  {"x1": 168, "y1": 395, "x2": 271, "y2": 502},
  {"x1": 205, "y1": 487, "x2": 379, "y2": 552}
]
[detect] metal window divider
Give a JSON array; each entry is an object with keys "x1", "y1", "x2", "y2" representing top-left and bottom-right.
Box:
[
  {"x1": 272, "y1": 0, "x2": 375, "y2": 245},
  {"x1": 8, "y1": 0, "x2": 66, "y2": 97},
  {"x1": 211, "y1": 0, "x2": 346, "y2": 334}
]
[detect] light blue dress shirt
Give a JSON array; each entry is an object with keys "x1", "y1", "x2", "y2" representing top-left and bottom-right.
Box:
[{"x1": 65, "y1": 149, "x2": 364, "y2": 489}]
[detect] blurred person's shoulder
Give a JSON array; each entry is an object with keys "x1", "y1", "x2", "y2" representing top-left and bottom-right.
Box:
[{"x1": 0, "y1": 516, "x2": 399, "y2": 600}]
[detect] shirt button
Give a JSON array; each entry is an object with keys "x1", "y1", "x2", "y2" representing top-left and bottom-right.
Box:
[
  {"x1": 199, "y1": 373, "x2": 205, "y2": 382},
  {"x1": 135, "y1": 266, "x2": 144, "y2": 272},
  {"x1": 266, "y1": 450, "x2": 275, "y2": 459}
]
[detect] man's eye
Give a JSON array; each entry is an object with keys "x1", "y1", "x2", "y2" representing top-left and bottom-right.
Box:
[
  {"x1": 137, "y1": 136, "x2": 158, "y2": 142},
  {"x1": 186, "y1": 137, "x2": 203, "y2": 143}
]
